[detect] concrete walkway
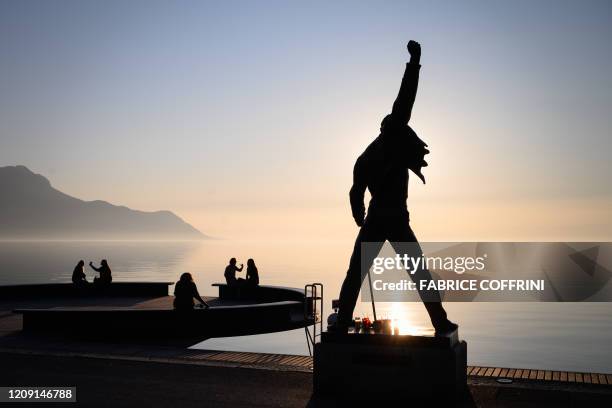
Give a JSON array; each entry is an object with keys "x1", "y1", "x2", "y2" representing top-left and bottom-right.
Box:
[{"x1": 2, "y1": 351, "x2": 612, "y2": 408}]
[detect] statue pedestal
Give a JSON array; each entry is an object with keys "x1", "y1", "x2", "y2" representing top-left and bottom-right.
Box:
[{"x1": 313, "y1": 330, "x2": 467, "y2": 400}]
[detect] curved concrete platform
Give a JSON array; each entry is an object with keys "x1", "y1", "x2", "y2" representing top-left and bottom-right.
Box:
[
  {"x1": 9, "y1": 283, "x2": 313, "y2": 342},
  {"x1": 16, "y1": 300, "x2": 308, "y2": 340},
  {"x1": 212, "y1": 283, "x2": 306, "y2": 302}
]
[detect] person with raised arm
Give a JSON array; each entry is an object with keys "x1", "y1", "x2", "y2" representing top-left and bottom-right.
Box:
[
  {"x1": 335, "y1": 40, "x2": 457, "y2": 335},
  {"x1": 224, "y1": 257, "x2": 245, "y2": 286},
  {"x1": 89, "y1": 259, "x2": 112, "y2": 286}
]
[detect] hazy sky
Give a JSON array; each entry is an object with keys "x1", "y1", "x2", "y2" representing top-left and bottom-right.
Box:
[{"x1": 1, "y1": 0, "x2": 611, "y2": 240}]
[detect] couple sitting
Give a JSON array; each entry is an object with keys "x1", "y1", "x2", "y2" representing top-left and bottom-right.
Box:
[
  {"x1": 72, "y1": 259, "x2": 112, "y2": 287},
  {"x1": 224, "y1": 258, "x2": 259, "y2": 287}
]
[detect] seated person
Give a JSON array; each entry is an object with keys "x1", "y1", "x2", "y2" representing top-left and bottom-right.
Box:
[
  {"x1": 71, "y1": 260, "x2": 88, "y2": 286},
  {"x1": 173, "y1": 272, "x2": 210, "y2": 310},
  {"x1": 246, "y1": 258, "x2": 259, "y2": 286},
  {"x1": 224, "y1": 258, "x2": 245, "y2": 286},
  {"x1": 89, "y1": 259, "x2": 112, "y2": 285}
]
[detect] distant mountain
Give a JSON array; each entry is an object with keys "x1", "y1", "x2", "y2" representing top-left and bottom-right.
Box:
[{"x1": 0, "y1": 165, "x2": 206, "y2": 240}]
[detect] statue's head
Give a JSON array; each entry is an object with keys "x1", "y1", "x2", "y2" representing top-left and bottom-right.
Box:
[
  {"x1": 380, "y1": 114, "x2": 394, "y2": 134},
  {"x1": 380, "y1": 114, "x2": 419, "y2": 140},
  {"x1": 380, "y1": 115, "x2": 429, "y2": 183}
]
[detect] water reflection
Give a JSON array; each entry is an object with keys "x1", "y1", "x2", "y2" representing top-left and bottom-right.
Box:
[
  {"x1": 0, "y1": 241, "x2": 199, "y2": 285},
  {"x1": 388, "y1": 302, "x2": 433, "y2": 336},
  {"x1": 0, "y1": 240, "x2": 612, "y2": 373}
]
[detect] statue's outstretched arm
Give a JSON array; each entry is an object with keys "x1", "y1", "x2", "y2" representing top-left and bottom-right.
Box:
[{"x1": 390, "y1": 40, "x2": 421, "y2": 126}]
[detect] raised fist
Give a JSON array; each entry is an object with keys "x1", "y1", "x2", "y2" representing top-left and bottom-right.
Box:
[{"x1": 407, "y1": 40, "x2": 421, "y2": 58}]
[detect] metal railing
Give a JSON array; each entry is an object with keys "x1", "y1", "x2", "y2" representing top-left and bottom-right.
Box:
[{"x1": 304, "y1": 283, "x2": 323, "y2": 357}]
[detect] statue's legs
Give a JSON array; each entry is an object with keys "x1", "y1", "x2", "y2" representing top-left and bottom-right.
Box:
[
  {"x1": 337, "y1": 213, "x2": 452, "y2": 331},
  {"x1": 336, "y1": 218, "x2": 385, "y2": 328},
  {"x1": 388, "y1": 222, "x2": 449, "y2": 328}
]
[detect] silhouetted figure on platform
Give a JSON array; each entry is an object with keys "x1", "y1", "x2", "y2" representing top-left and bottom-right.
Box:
[
  {"x1": 224, "y1": 258, "x2": 245, "y2": 286},
  {"x1": 89, "y1": 259, "x2": 112, "y2": 286},
  {"x1": 336, "y1": 40, "x2": 457, "y2": 335},
  {"x1": 246, "y1": 258, "x2": 260, "y2": 286},
  {"x1": 173, "y1": 272, "x2": 209, "y2": 310},
  {"x1": 71, "y1": 260, "x2": 88, "y2": 286}
]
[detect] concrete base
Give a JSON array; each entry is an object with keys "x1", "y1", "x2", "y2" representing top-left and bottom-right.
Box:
[{"x1": 314, "y1": 331, "x2": 467, "y2": 400}]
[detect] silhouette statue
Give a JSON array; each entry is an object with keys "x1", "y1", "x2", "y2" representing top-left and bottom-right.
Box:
[
  {"x1": 89, "y1": 259, "x2": 112, "y2": 286},
  {"x1": 335, "y1": 40, "x2": 457, "y2": 335},
  {"x1": 224, "y1": 257, "x2": 245, "y2": 286},
  {"x1": 246, "y1": 258, "x2": 260, "y2": 286},
  {"x1": 173, "y1": 272, "x2": 210, "y2": 310},
  {"x1": 71, "y1": 259, "x2": 88, "y2": 286}
]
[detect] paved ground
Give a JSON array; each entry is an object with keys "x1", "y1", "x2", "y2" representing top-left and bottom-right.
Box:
[
  {"x1": 2, "y1": 352, "x2": 612, "y2": 408},
  {"x1": 0, "y1": 352, "x2": 309, "y2": 407}
]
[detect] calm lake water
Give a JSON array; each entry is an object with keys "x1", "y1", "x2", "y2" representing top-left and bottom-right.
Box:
[{"x1": 1, "y1": 240, "x2": 611, "y2": 373}]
